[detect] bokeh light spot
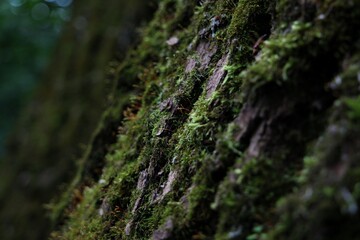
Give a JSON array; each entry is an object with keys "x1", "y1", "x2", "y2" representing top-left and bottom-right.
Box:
[
  {"x1": 57, "y1": 8, "x2": 70, "y2": 21},
  {"x1": 31, "y1": 3, "x2": 50, "y2": 20},
  {"x1": 55, "y1": 0, "x2": 72, "y2": 7},
  {"x1": 8, "y1": 0, "x2": 26, "y2": 8}
]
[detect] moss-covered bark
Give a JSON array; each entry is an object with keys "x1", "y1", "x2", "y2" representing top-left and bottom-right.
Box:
[
  {"x1": 3, "y1": 0, "x2": 360, "y2": 239},
  {"x1": 48, "y1": 0, "x2": 360, "y2": 239}
]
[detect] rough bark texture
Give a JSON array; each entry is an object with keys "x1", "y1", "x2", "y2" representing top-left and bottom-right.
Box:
[{"x1": 3, "y1": 0, "x2": 360, "y2": 239}]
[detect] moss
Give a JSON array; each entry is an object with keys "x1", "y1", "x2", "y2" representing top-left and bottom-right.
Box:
[
  {"x1": 50, "y1": 0, "x2": 274, "y2": 237},
  {"x1": 344, "y1": 96, "x2": 360, "y2": 120},
  {"x1": 227, "y1": 0, "x2": 271, "y2": 40},
  {"x1": 267, "y1": 51, "x2": 360, "y2": 240},
  {"x1": 211, "y1": 156, "x2": 298, "y2": 239},
  {"x1": 49, "y1": 0, "x2": 360, "y2": 239}
]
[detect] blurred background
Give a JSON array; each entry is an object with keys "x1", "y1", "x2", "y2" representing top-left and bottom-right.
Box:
[
  {"x1": 0, "y1": 0, "x2": 71, "y2": 156},
  {"x1": 0, "y1": 0, "x2": 154, "y2": 239}
]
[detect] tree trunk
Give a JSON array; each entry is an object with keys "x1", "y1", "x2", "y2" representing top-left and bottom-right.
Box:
[
  {"x1": 3, "y1": 0, "x2": 360, "y2": 239},
  {"x1": 0, "y1": 1, "x2": 154, "y2": 239}
]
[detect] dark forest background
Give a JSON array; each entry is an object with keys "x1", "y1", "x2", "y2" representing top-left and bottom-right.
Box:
[{"x1": 0, "y1": 0, "x2": 70, "y2": 155}]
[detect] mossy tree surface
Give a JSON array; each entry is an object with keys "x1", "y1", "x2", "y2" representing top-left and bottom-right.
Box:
[
  {"x1": 51, "y1": 0, "x2": 360, "y2": 239},
  {"x1": 4, "y1": 0, "x2": 360, "y2": 239},
  {"x1": 48, "y1": 0, "x2": 360, "y2": 239}
]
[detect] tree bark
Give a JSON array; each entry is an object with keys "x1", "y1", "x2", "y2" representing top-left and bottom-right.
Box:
[{"x1": 2, "y1": 0, "x2": 360, "y2": 239}]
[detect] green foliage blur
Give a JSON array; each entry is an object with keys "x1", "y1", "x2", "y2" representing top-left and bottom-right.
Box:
[{"x1": 0, "y1": 0, "x2": 71, "y2": 155}]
